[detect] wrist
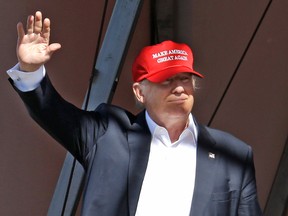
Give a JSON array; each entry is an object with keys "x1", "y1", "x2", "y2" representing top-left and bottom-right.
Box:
[{"x1": 19, "y1": 63, "x2": 41, "y2": 72}]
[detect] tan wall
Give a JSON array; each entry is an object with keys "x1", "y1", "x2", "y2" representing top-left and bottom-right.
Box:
[{"x1": 0, "y1": 0, "x2": 287, "y2": 215}]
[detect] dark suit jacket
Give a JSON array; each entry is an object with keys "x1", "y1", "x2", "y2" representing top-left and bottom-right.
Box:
[{"x1": 11, "y1": 76, "x2": 262, "y2": 216}]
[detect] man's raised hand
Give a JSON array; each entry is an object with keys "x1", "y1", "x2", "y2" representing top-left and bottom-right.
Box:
[{"x1": 16, "y1": 11, "x2": 61, "y2": 72}]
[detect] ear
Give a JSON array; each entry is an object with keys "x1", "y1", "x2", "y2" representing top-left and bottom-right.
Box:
[{"x1": 132, "y1": 82, "x2": 145, "y2": 103}]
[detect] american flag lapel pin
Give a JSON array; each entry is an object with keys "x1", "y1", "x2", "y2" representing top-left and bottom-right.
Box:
[{"x1": 209, "y1": 152, "x2": 215, "y2": 159}]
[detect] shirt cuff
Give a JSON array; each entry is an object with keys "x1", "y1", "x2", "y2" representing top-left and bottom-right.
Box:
[{"x1": 6, "y1": 63, "x2": 46, "y2": 92}]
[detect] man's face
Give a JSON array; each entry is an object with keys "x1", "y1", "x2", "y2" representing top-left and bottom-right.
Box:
[{"x1": 133, "y1": 73, "x2": 195, "y2": 124}]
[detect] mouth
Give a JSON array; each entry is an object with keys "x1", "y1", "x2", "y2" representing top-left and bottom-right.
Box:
[{"x1": 168, "y1": 98, "x2": 187, "y2": 103}]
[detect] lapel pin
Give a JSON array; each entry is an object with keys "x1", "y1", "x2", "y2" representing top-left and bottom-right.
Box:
[{"x1": 209, "y1": 152, "x2": 215, "y2": 159}]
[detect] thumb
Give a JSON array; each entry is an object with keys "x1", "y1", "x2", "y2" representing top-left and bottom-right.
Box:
[{"x1": 48, "y1": 43, "x2": 62, "y2": 53}]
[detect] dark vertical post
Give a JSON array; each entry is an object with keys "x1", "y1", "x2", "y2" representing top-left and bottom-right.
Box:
[
  {"x1": 48, "y1": 0, "x2": 144, "y2": 215},
  {"x1": 150, "y1": 0, "x2": 176, "y2": 44},
  {"x1": 264, "y1": 136, "x2": 288, "y2": 216}
]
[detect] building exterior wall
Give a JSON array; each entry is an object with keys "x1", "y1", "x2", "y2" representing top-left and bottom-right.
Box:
[{"x1": 0, "y1": 0, "x2": 287, "y2": 215}]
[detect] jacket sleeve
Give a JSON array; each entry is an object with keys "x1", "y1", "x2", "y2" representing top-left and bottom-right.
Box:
[
  {"x1": 238, "y1": 147, "x2": 263, "y2": 215},
  {"x1": 9, "y1": 75, "x2": 106, "y2": 167}
]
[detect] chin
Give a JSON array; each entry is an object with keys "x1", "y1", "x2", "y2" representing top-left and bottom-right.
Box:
[{"x1": 167, "y1": 110, "x2": 191, "y2": 118}]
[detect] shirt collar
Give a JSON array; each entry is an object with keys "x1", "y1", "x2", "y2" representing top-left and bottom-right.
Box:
[{"x1": 145, "y1": 111, "x2": 198, "y2": 144}]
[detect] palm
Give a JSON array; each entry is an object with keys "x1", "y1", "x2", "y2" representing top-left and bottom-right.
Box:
[{"x1": 18, "y1": 33, "x2": 50, "y2": 65}]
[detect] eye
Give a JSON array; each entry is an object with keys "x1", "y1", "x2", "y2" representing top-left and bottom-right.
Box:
[
  {"x1": 181, "y1": 77, "x2": 189, "y2": 82},
  {"x1": 180, "y1": 75, "x2": 191, "y2": 83},
  {"x1": 160, "y1": 78, "x2": 172, "y2": 85}
]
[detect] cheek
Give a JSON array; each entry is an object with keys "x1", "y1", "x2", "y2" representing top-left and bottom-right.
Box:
[
  {"x1": 143, "y1": 93, "x2": 158, "y2": 105},
  {"x1": 143, "y1": 92, "x2": 165, "y2": 111},
  {"x1": 188, "y1": 96, "x2": 195, "y2": 108},
  {"x1": 142, "y1": 86, "x2": 161, "y2": 102}
]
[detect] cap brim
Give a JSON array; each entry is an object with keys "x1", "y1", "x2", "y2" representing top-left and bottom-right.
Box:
[{"x1": 145, "y1": 66, "x2": 204, "y2": 83}]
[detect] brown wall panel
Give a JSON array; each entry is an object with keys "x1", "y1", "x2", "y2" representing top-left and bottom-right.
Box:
[
  {"x1": 211, "y1": 0, "x2": 288, "y2": 208},
  {"x1": 1, "y1": 0, "x2": 287, "y2": 214},
  {"x1": 176, "y1": 0, "x2": 271, "y2": 125},
  {"x1": 175, "y1": 0, "x2": 288, "y2": 210}
]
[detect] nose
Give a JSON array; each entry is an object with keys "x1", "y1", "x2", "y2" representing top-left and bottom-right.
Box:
[{"x1": 171, "y1": 80, "x2": 185, "y2": 94}]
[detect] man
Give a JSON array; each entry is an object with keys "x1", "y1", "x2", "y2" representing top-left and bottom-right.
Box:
[{"x1": 7, "y1": 11, "x2": 262, "y2": 215}]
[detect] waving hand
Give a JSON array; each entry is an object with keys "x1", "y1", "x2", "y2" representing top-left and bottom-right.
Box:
[{"x1": 16, "y1": 11, "x2": 61, "y2": 72}]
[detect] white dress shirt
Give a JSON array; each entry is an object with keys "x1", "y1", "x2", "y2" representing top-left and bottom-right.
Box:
[
  {"x1": 7, "y1": 63, "x2": 45, "y2": 92},
  {"x1": 136, "y1": 112, "x2": 198, "y2": 216}
]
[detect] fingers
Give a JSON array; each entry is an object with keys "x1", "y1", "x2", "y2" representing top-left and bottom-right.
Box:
[
  {"x1": 34, "y1": 11, "x2": 43, "y2": 34},
  {"x1": 42, "y1": 18, "x2": 51, "y2": 40},
  {"x1": 17, "y1": 22, "x2": 25, "y2": 39},
  {"x1": 26, "y1": 15, "x2": 34, "y2": 34},
  {"x1": 25, "y1": 11, "x2": 45, "y2": 35}
]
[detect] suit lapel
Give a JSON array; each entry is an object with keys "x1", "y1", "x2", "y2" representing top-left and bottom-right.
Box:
[
  {"x1": 127, "y1": 111, "x2": 151, "y2": 216},
  {"x1": 127, "y1": 115, "x2": 219, "y2": 215},
  {"x1": 190, "y1": 125, "x2": 218, "y2": 216}
]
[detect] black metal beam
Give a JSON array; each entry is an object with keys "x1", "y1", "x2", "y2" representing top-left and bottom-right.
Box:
[
  {"x1": 48, "y1": 0, "x2": 143, "y2": 215},
  {"x1": 85, "y1": 0, "x2": 144, "y2": 110},
  {"x1": 151, "y1": 0, "x2": 176, "y2": 44},
  {"x1": 264, "y1": 136, "x2": 288, "y2": 216}
]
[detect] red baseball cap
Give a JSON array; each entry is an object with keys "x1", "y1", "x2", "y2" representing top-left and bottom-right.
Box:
[{"x1": 132, "y1": 40, "x2": 203, "y2": 83}]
